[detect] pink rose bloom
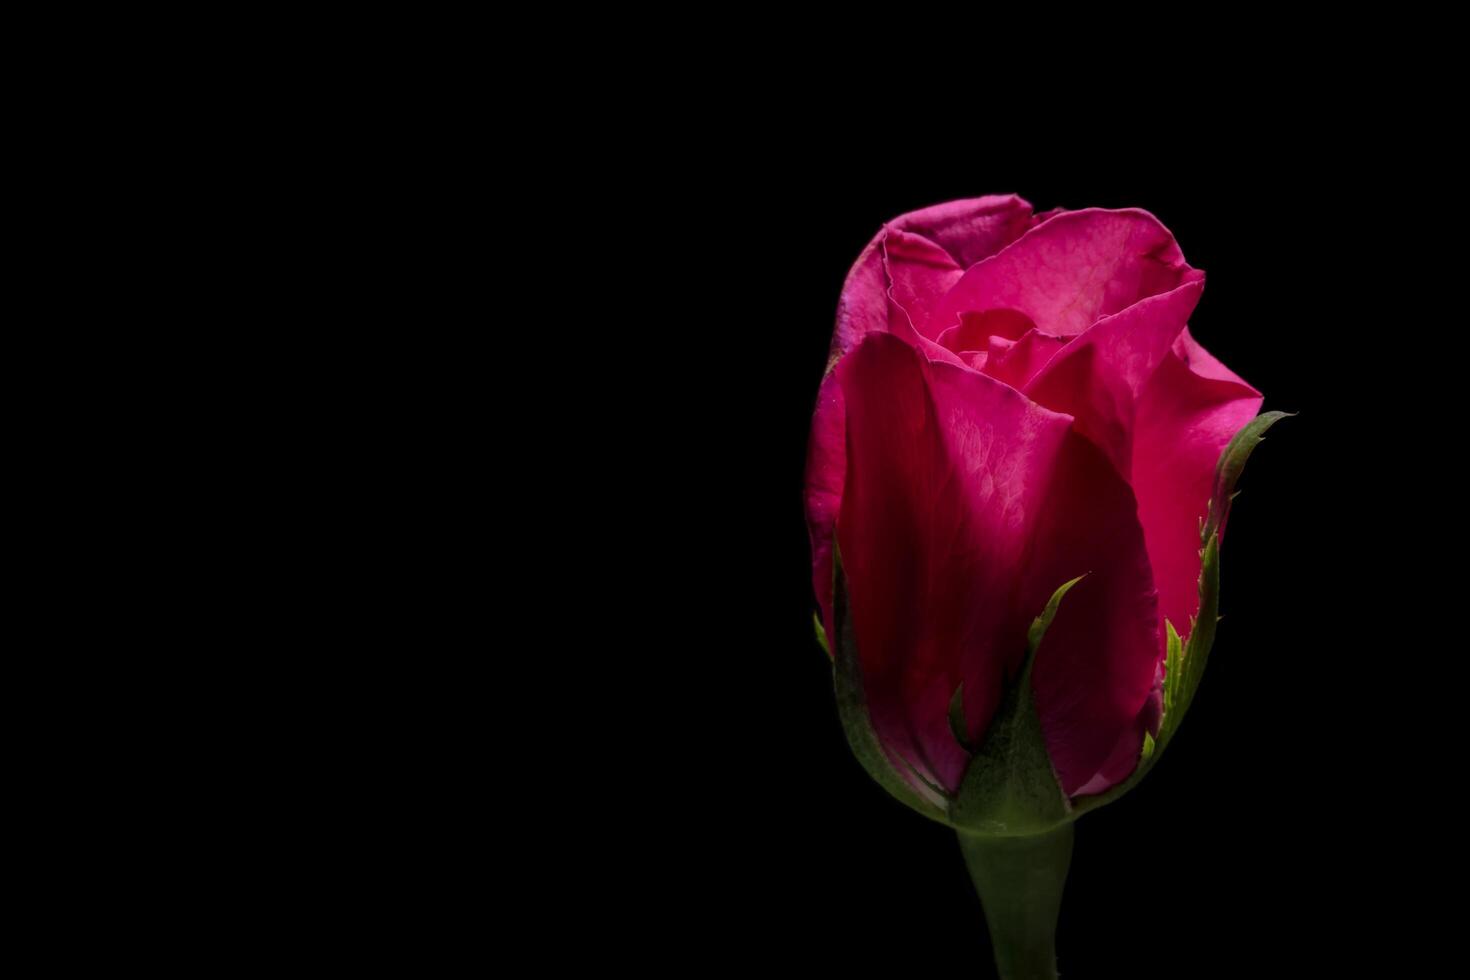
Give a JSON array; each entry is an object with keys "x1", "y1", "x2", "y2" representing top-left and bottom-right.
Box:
[{"x1": 805, "y1": 195, "x2": 1262, "y2": 801}]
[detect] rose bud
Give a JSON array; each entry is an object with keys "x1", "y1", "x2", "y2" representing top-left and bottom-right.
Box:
[{"x1": 805, "y1": 195, "x2": 1284, "y2": 979}]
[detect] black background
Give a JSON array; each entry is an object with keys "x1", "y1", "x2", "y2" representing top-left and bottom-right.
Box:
[
  {"x1": 604, "y1": 128, "x2": 1433, "y2": 976},
  {"x1": 51, "y1": 48, "x2": 1453, "y2": 976}
]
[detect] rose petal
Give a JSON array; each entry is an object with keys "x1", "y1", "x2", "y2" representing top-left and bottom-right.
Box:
[
  {"x1": 835, "y1": 333, "x2": 1075, "y2": 792},
  {"x1": 830, "y1": 243, "x2": 906, "y2": 356},
  {"x1": 930, "y1": 208, "x2": 1200, "y2": 338},
  {"x1": 889, "y1": 194, "x2": 1037, "y2": 269},
  {"x1": 882, "y1": 230, "x2": 964, "y2": 338},
  {"x1": 1022, "y1": 278, "x2": 1207, "y2": 476},
  {"x1": 981, "y1": 328, "x2": 1071, "y2": 391},
  {"x1": 1132, "y1": 329, "x2": 1263, "y2": 645},
  {"x1": 961, "y1": 351, "x2": 989, "y2": 371},
  {"x1": 934, "y1": 309, "x2": 1036, "y2": 355},
  {"x1": 830, "y1": 196, "x2": 1038, "y2": 357},
  {"x1": 1037, "y1": 327, "x2": 1261, "y2": 799},
  {"x1": 1069, "y1": 718, "x2": 1149, "y2": 797},
  {"x1": 1026, "y1": 429, "x2": 1162, "y2": 798},
  {"x1": 809, "y1": 201, "x2": 1039, "y2": 636},
  {"x1": 805, "y1": 369, "x2": 845, "y2": 645}
]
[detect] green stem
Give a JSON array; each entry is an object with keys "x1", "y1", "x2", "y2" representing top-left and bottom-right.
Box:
[{"x1": 957, "y1": 823, "x2": 1074, "y2": 980}]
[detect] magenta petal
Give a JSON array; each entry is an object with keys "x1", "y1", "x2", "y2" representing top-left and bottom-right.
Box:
[
  {"x1": 832, "y1": 232, "x2": 954, "y2": 357},
  {"x1": 930, "y1": 209, "x2": 1199, "y2": 338},
  {"x1": 835, "y1": 333, "x2": 1074, "y2": 793},
  {"x1": 934, "y1": 308, "x2": 1036, "y2": 354},
  {"x1": 809, "y1": 202, "x2": 1039, "y2": 636},
  {"x1": 882, "y1": 230, "x2": 964, "y2": 338},
  {"x1": 1070, "y1": 717, "x2": 1150, "y2": 797},
  {"x1": 1132, "y1": 330, "x2": 1263, "y2": 644},
  {"x1": 982, "y1": 329, "x2": 1070, "y2": 391},
  {"x1": 1021, "y1": 278, "x2": 1206, "y2": 476},
  {"x1": 1174, "y1": 327, "x2": 1254, "y2": 385},
  {"x1": 831, "y1": 242, "x2": 906, "y2": 356},
  {"x1": 889, "y1": 194, "x2": 1036, "y2": 268},
  {"x1": 831, "y1": 197, "x2": 1037, "y2": 358},
  {"x1": 1026, "y1": 429, "x2": 1161, "y2": 798},
  {"x1": 1071, "y1": 663, "x2": 1164, "y2": 797}
]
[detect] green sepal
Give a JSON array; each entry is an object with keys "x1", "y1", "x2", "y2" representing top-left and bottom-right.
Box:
[
  {"x1": 813, "y1": 612, "x2": 830, "y2": 658},
  {"x1": 1072, "y1": 411, "x2": 1286, "y2": 816},
  {"x1": 830, "y1": 547, "x2": 952, "y2": 824},
  {"x1": 948, "y1": 682, "x2": 976, "y2": 754},
  {"x1": 1176, "y1": 534, "x2": 1221, "y2": 727},
  {"x1": 1028, "y1": 575, "x2": 1086, "y2": 653},
  {"x1": 1162, "y1": 619, "x2": 1183, "y2": 722},
  {"x1": 1204, "y1": 410, "x2": 1293, "y2": 544},
  {"x1": 949, "y1": 576, "x2": 1083, "y2": 837}
]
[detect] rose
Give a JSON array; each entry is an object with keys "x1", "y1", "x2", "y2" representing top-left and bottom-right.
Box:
[
  {"x1": 805, "y1": 195, "x2": 1282, "y2": 822},
  {"x1": 804, "y1": 195, "x2": 1283, "y2": 976}
]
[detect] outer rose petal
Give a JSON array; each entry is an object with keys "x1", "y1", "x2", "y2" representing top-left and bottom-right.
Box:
[
  {"x1": 888, "y1": 194, "x2": 1037, "y2": 270},
  {"x1": 1040, "y1": 324, "x2": 1258, "y2": 799},
  {"x1": 835, "y1": 333, "x2": 1162, "y2": 798},
  {"x1": 1025, "y1": 429, "x2": 1162, "y2": 798},
  {"x1": 808, "y1": 197, "x2": 1038, "y2": 643},
  {"x1": 1132, "y1": 329, "x2": 1262, "y2": 645},
  {"x1": 830, "y1": 242, "x2": 911, "y2": 355},
  {"x1": 930, "y1": 209, "x2": 1200, "y2": 339},
  {"x1": 835, "y1": 333, "x2": 1073, "y2": 793},
  {"x1": 1022, "y1": 278, "x2": 1207, "y2": 477},
  {"x1": 882, "y1": 230, "x2": 964, "y2": 338}
]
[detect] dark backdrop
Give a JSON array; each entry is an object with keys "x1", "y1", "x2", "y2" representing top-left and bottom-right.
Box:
[{"x1": 618, "y1": 137, "x2": 1424, "y2": 977}]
